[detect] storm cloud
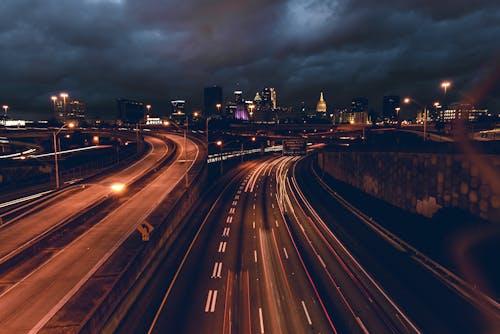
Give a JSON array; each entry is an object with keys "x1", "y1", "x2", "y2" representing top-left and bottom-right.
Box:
[{"x1": 0, "y1": 0, "x2": 498, "y2": 119}]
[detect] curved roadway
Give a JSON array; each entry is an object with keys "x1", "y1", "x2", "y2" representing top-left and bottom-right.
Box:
[{"x1": 0, "y1": 133, "x2": 199, "y2": 333}]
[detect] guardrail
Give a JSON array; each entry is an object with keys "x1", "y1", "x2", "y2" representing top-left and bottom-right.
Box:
[{"x1": 310, "y1": 160, "x2": 500, "y2": 321}]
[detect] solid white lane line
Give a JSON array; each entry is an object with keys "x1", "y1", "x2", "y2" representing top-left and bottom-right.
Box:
[
  {"x1": 205, "y1": 290, "x2": 213, "y2": 312},
  {"x1": 210, "y1": 290, "x2": 218, "y2": 312},
  {"x1": 254, "y1": 250, "x2": 258, "y2": 263},
  {"x1": 302, "y1": 301, "x2": 313, "y2": 325},
  {"x1": 283, "y1": 247, "x2": 289, "y2": 259},
  {"x1": 259, "y1": 307, "x2": 265, "y2": 333}
]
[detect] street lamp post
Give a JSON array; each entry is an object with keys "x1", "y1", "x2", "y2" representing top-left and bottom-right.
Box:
[
  {"x1": 60, "y1": 93, "x2": 68, "y2": 116},
  {"x1": 53, "y1": 122, "x2": 75, "y2": 189},
  {"x1": 441, "y1": 81, "x2": 451, "y2": 95},
  {"x1": 2, "y1": 105, "x2": 8, "y2": 118},
  {"x1": 146, "y1": 104, "x2": 151, "y2": 119},
  {"x1": 205, "y1": 116, "x2": 212, "y2": 144},
  {"x1": 404, "y1": 97, "x2": 428, "y2": 141},
  {"x1": 216, "y1": 140, "x2": 223, "y2": 174}
]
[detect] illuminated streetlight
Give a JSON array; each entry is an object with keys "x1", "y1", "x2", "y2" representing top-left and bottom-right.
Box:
[
  {"x1": 60, "y1": 92, "x2": 69, "y2": 117},
  {"x1": 51, "y1": 96, "x2": 58, "y2": 114},
  {"x1": 2, "y1": 105, "x2": 8, "y2": 116},
  {"x1": 216, "y1": 140, "x2": 223, "y2": 174},
  {"x1": 216, "y1": 103, "x2": 222, "y2": 114},
  {"x1": 146, "y1": 104, "x2": 151, "y2": 118},
  {"x1": 441, "y1": 81, "x2": 451, "y2": 95},
  {"x1": 53, "y1": 122, "x2": 75, "y2": 188},
  {"x1": 404, "y1": 97, "x2": 428, "y2": 141}
]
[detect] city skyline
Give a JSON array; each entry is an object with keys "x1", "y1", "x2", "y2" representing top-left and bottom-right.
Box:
[{"x1": 0, "y1": 1, "x2": 499, "y2": 119}]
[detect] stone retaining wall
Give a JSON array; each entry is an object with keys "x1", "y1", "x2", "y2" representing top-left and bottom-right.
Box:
[{"x1": 318, "y1": 151, "x2": 500, "y2": 223}]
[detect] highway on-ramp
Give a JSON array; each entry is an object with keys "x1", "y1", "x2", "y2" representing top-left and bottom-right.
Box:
[{"x1": 0, "y1": 133, "x2": 199, "y2": 333}]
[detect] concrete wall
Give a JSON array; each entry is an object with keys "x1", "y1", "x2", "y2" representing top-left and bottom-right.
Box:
[{"x1": 318, "y1": 151, "x2": 500, "y2": 223}]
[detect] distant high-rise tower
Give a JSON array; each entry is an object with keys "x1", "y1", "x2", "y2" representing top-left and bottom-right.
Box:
[
  {"x1": 316, "y1": 92, "x2": 327, "y2": 114},
  {"x1": 203, "y1": 86, "x2": 223, "y2": 116},
  {"x1": 270, "y1": 88, "x2": 277, "y2": 109},
  {"x1": 54, "y1": 95, "x2": 86, "y2": 123},
  {"x1": 234, "y1": 90, "x2": 243, "y2": 103},
  {"x1": 171, "y1": 100, "x2": 186, "y2": 119},
  {"x1": 351, "y1": 97, "x2": 369, "y2": 124},
  {"x1": 351, "y1": 98, "x2": 368, "y2": 113}
]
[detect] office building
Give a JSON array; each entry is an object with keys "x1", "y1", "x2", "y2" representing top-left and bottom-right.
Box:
[
  {"x1": 54, "y1": 96, "x2": 86, "y2": 123},
  {"x1": 171, "y1": 100, "x2": 186, "y2": 119},
  {"x1": 117, "y1": 98, "x2": 146, "y2": 124},
  {"x1": 350, "y1": 98, "x2": 369, "y2": 124},
  {"x1": 439, "y1": 103, "x2": 488, "y2": 122}
]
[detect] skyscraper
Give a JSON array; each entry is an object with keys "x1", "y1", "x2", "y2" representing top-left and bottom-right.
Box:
[
  {"x1": 270, "y1": 88, "x2": 277, "y2": 109},
  {"x1": 351, "y1": 98, "x2": 368, "y2": 113},
  {"x1": 203, "y1": 86, "x2": 223, "y2": 117},
  {"x1": 383, "y1": 95, "x2": 400, "y2": 120},
  {"x1": 234, "y1": 90, "x2": 243, "y2": 103},
  {"x1": 351, "y1": 98, "x2": 369, "y2": 124},
  {"x1": 54, "y1": 96, "x2": 86, "y2": 123}
]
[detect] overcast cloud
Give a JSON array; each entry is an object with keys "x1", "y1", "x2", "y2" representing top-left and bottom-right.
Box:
[{"x1": 0, "y1": 0, "x2": 498, "y2": 119}]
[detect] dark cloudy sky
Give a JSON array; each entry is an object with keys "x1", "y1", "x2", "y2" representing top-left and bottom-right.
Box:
[{"x1": 0, "y1": 0, "x2": 499, "y2": 119}]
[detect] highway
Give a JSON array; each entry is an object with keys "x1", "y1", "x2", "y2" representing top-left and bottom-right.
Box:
[
  {"x1": 0, "y1": 133, "x2": 199, "y2": 333},
  {"x1": 293, "y1": 156, "x2": 500, "y2": 333},
  {"x1": 0, "y1": 135, "x2": 168, "y2": 265},
  {"x1": 146, "y1": 154, "x2": 420, "y2": 334}
]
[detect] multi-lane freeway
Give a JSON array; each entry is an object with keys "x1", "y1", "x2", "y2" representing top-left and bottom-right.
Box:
[
  {"x1": 0, "y1": 133, "x2": 200, "y2": 333},
  {"x1": 139, "y1": 152, "x2": 499, "y2": 334},
  {"x1": 144, "y1": 155, "x2": 422, "y2": 334},
  {"x1": 0, "y1": 132, "x2": 498, "y2": 333}
]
